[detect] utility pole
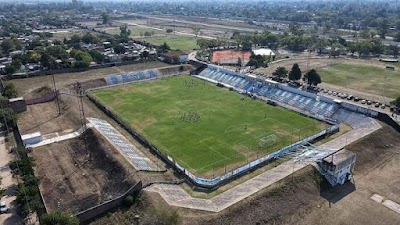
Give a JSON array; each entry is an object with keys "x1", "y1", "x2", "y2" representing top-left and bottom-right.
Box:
[{"x1": 52, "y1": 74, "x2": 61, "y2": 116}]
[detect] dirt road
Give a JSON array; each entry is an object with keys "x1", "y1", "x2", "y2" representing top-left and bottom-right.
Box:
[{"x1": 0, "y1": 135, "x2": 22, "y2": 225}]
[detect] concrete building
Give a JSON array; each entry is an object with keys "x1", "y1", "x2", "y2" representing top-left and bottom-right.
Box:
[
  {"x1": 252, "y1": 48, "x2": 276, "y2": 57},
  {"x1": 159, "y1": 51, "x2": 188, "y2": 64},
  {"x1": 21, "y1": 132, "x2": 42, "y2": 146},
  {"x1": 319, "y1": 149, "x2": 356, "y2": 186},
  {"x1": 8, "y1": 97, "x2": 27, "y2": 113}
]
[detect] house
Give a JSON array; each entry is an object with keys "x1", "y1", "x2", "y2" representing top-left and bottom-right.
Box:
[
  {"x1": 105, "y1": 54, "x2": 120, "y2": 63},
  {"x1": 159, "y1": 51, "x2": 188, "y2": 64}
]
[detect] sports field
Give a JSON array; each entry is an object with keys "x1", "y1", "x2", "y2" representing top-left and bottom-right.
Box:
[
  {"x1": 319, "y1": 63, "x2": 400, "y2": 99},
  {"x1": 93, "y1": 76, "x2": 322, "y2": 176},
  {"x1": 144, "y1": 36, "x2": 199, "y2": 50}
]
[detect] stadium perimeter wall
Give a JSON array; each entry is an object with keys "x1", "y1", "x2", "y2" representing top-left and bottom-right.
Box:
[
  {"x1": 75, "y1": 181, "x2": 142, "y2": 223},
  {"x1": 87, "y1": 88, "x2": 339, "y2": 189}
]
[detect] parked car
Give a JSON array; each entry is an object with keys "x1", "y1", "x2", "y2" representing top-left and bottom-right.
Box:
[
  {"x1": 367, "y1": 100, "x2": 372, "y2": 105},
  {"x1": 354, "y1": 97, "x2": 360, "y2": 102},
  {"x1": 0, "y1": 201, "x2": 9, "y2": 214},
  {"x1": 381, "y1": 104, "x2": 386, "y2": 109},
  {"x1": 361, "y1": 99, "x2": 367, "y2": 104},
  {"x1": 323, "y1": 89, "x2": 329, "y2": 93},
  {"x1": 375, "y1": 102, "x2": 380, "y2": 107},
  {"x1": 333, "y1": 92, "x2": 338, "y2": 96},
  {"x1": 347, "y1": 95, "x2": 353, "y2": 100},
  {"x1": 328, "y1": 90, "x2": 333, "y2": 95}
]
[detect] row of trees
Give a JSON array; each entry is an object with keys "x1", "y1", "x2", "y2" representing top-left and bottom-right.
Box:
[{"x1": 272, "y1": 64, "x2": 322, "y2": 86}]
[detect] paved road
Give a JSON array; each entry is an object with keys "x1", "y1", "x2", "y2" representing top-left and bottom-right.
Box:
[{"x1": 0, "y1": 135, "x2": 22, "y2": 225}]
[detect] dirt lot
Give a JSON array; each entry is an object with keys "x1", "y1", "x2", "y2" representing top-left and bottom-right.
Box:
[{"x1": 33, "y1": 128, "x2": 138, "y2": 213}]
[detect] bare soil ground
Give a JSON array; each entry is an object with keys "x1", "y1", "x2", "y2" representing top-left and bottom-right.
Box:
[{"x1": 33, "y1": 128, "x2": 138, "y2": 213}]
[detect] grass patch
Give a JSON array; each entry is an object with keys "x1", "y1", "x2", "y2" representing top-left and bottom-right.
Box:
[
  {"x1": 318, "y1": 63, "x2": 400, "y2": 99},
  {"x1": 92, "y1": 76, "x2": 322, "y2": 176},
  {"x1": 144, "y1": 36, "x2": 199, "y2": 50}
]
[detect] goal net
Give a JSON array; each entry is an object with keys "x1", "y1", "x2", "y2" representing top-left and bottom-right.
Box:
[{"x1": 258, "y1": 134, "x2": 278, "y2": 149}]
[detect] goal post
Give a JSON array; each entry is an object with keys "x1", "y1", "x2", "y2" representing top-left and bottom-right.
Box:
[{"x1": 258, "y1": 134, "x2": 278, "y2": 149}]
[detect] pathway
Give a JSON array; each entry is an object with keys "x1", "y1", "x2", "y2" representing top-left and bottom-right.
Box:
[
  {"x1": 144, "y1": 119, "x2": 382, "y2": 212},
  {"x1": 26, "y1": 123, "x2": 93, "y2": 148}
]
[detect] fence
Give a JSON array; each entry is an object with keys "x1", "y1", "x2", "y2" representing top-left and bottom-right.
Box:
[
  {"x1": 88, "y1": 91, "x2": 339, "y2": 188},
  {"x1": 25, "y1": 90, "x2": 59, "y2": 105},
  {"x1": 75, "y1": 181, "x2": 142, "y2": 223}
]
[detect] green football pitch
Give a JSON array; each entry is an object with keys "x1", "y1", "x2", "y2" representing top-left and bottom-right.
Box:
[{"x1": 92, "y1": 76, "x2": 323, "y2": 176}]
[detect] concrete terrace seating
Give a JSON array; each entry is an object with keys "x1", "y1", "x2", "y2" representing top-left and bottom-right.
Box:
[
  {"x1": 197, "y1": 66, "x2": 338, "y2": 119},
  {"x1": 104, "y1": 69, "x2": 160, "y2": 85}
]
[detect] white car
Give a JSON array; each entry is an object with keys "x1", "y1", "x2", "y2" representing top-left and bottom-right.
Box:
[{"x1": 0, "y1": 201, "x2": 9, "y2": 213}]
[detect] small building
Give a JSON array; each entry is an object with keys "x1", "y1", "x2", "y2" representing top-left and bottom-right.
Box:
[
  {"x1": 8, "y1": 97, "x2": 27, "y2": 113},
  {"x1": 159, "y1": 51, "x2": 188, "y2": 64},
  {"x1": 252, "y1": 48, "x2": 276, "y2": 58},
  {"x1": 319, "y1": 149, "x2": 356, "y2": 186},
  {"x1": 21, "y1": 132, "x2": 42, "y2": 146}
]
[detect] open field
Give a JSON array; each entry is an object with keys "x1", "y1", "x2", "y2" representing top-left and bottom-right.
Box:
[
  {"x1": 318, "y1": 63, "x2": 400, "y2": 99},
  {"x1": 144, "y1": 36, "x2": 199, "y2": 50},
  {"x1": 92, "y1": 75, "x2": 322, "y2": 176},
  {"x1": 102, "y1": 26, "x2": 164, "y2": 37}
]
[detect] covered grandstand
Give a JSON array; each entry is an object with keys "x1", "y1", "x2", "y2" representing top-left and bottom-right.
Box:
[{"x1": 197, "y1": 66, "x2": 339, "y2": 120}]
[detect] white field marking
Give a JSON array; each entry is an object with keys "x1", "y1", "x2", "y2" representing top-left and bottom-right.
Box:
[
  {"x1": 224, "y1": 118, "x2": 274, "y2": 134},
  {"x1": 198, "y1": 137, "x2": 230, "y2": 160}
]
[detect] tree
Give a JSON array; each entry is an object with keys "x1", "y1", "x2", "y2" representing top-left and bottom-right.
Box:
[
  {"x1": 378, "y1": 19, "x2": 390, "y2": 39},
  {"x1": 1, "y1": 39, "x2": 14, "y2": 53},
  {"x1": 81, "y1": 33, "x2": 99, "y2": 44},
  {"x1": 304, "y1": 69, "x2": 321, "y2": 86},
  {"x1": 141, "y1": 50, "x2": 149, "y2": 59},
  {"x1": 73, "y1": 51, "x2": 92, "y2": 68},
  {"x1": 191, "y1": 26, "x2": 201, "y2": 37},
  {"x1": 101, "y1": 13, "x2": 109, "y2": 25},
  {"x1": 315, "y1": 38, "x2": 329, "y2": 54},
  {"x1": 0, "y1": 108, "x2": 17, "y2": 126},
  {"x1": 159, "y1": 42, "x2": 170, "y2": 53},
  {"x1": 3, "y1": 83, "x2": 18, "y2": 98},
  {"x1": 289, "y1": 63, "x2": 302, "y2": 81},
  {"x1": 41, "y1": 211, "x2": 79, "y2": 225},
  {"x1": 46, "y1": 45, "x2": 68, "y2": 59},
  {"x1": 88, "y1": 50, "x2": 104, "y2": 63},
  {"x1": 241, "y1": 40, "x2": 252, "y2": 51},
  {"x1": 119, "y1": 25, "x2": 131, "y2": 42},
  {"x1": 166, "y1": 28, "x2": 174, "y2": 33},
  {"x1": 113, "y1": 45, "x2": 126, "y2": 54},
  {"x1": 70, "y1": 34, "x2": 81, "y2": 44},
  {"x1": 272, "y1": 66, "x2": 288, "y2": 81},
  {"x1": 5, "y1": 65, "x2": 16, "y2": 75},
  {"x1": 395, "y1": 32, "x2": 400, "y2": 42},
  {"x1": 392, "y1": 96, "x2": 400, "y2": 109}
]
